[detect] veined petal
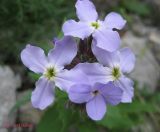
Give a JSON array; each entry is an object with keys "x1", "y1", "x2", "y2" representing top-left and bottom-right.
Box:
[
  {"x1": 86, "y1": 95, "x2": 106, "y2": 120},
  {"x1": 115, "y1": 77, "x2": 134, "y2": 103},
  {"x1": 21, "y1": 45, "x2": 48, "y2": 73},
  {"x1": 55, "y1": 68, "x2": 90, "y2": 91},
  {"x1": 104, "y1": 12, "x2": 126, "y2": 30},
  {"x1": 69, "y1": 84, "x2": 93, "y2": 103},
  {"x1": 93, "y1": 29, "x2": 121, "y2": 52},
  {"x1": 48, "y1": 36, "x2": 77, "y2": 69},
  {"x1": 31, "y1": 77, "x2": 55, "y2": 110},
  {"x1": 92, "y1": 42, "x2": 120, "y2": 67},
  {"x1": 95, "y1": 82, "x2": 123, "y2": 105},
  {"x1": 74, "y1": 63, "x2": 112, "y2": 85},
  {"x1": 62, "y1": 20, "x2": 93, "y2": 40},
  {"x1": 76, "y1": 0, "x2": 98, "y2": 22},
  {"x1": 120, "y1": 48, "x2": 136, "y2": 73}
]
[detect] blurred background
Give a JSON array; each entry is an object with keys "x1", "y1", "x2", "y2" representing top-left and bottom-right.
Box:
[{"x1": 0, "y1": 0, "x2": 160, "y2": 132}]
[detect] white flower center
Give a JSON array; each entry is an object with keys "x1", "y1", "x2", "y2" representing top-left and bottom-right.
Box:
[
  {"x1": 44, "y1": 66, "x2": 56, "y2": 80},
  {"x1": 111, "y1": 67, "x2": 121, "y2": 80},
  {"x1": 91, "y1": 22, "x2": 100, "y2": 29}
]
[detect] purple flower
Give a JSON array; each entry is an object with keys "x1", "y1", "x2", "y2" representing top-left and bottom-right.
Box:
[
  {"x1": 21, "y1": 36, "x2": 86, "y2": 110},
  {"x1": 68, "y1": 82, "x2": 123, "y2": 120},
  {"x1": 62, "y1": 0, "x2": 126, "y2": 52},
  {"x1": 74, "y1": 43, "x2": 136, "y2": 103}
]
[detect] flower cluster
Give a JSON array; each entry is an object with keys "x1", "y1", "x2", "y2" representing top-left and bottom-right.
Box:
[{"x1": 21, "y1": 0, "x2": 135, "y2": 121}]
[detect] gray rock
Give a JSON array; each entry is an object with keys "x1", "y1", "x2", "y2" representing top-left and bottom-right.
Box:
[
  {"x1": 17, "y1": 90, "x2": 43, "y2": 125},
  {"x1": 149, "y1": 31, "x2": 160, "y2": 44},
  {"x1": 132, "y1": 21, "x2": 156, "y2": 37},
  {"x1": 152, "y1": 0, "x2": 160, "y2": 7},
  {"x1": 0, "y1": 66, "x2": 21, "y2": 131},
  {"x1": 149, "y1": 30, "x2": 160, "y2": 64},
  {"x1": 132, "y1": 118, "x2": 155, "y2": 132},
  {"x1": 122, "y1": 31, "x2": 160, "y2": 92},
  {"x1": 131, "y1": 17, "x2": 160, "y2": 66}
]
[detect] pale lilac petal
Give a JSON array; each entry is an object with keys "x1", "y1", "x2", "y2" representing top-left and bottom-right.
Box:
[
  {"x1": 95, "y1": 82, "x2": 123, "y2": 105},
  {"x1": 69, "y1": 84, "x2": 93, "y2": 103},
  {"x1": 55, "y1": 68, "x2": 90, "y2": 91},
  {"x1": 115, "y1": 77, "x2": 134, "y2": 103},
  {"x1": 93, "y1": 29, "x2": 121, "y2": 52},
  {"x1": 120, "y1": 48, "x2": 136, "y2": 73},
  {"x1": 74, "y1": 63, "x2": 112, "y2": 85},
  {"x1": 86, "y1": 95, "x2": 106, "y2": 120},
  {"x1": 104, "y1": 12, "x2": 126, "y2": 30},
  {"x1": 75, "y1": 0, "x2": 98, "y2": 22},
  {"x1": 31, "y1": 77, "x2": 55, "y2": 110},
  {"x1": 62, "y1": 20, "x2": 93, "y2": 40},
  {"x1": 48, "y1": 36, "x2": 77, "y2": 69},
  {"x1": 92, "y1": 42, "x2": 120, "y2": 67},
  {"x1": 21, "y1": 45, "x2": 48, "y2": 73}
]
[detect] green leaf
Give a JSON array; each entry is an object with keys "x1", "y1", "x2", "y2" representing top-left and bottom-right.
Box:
[
  {"x1": 37, "y1": 88, "x2": 98, "y2": 132},
  {"x1": 55, "y1": 88, "x2": 68, "y2": 100},
  {"x1": 37, "y1": 98, "x2": 78, "y2": 132},
  {"x1": 97, "y1": 106, "x2": 134, "y2": 130},
  {"x1": 28, "y1": 72, "x2": 41, "y2": 81},
  {"x1": 151, "y1": 93, "x2": 160, "y2": 102},
  {"x1": 78, "y1": 122, "x2": 98, "y2": 132},
  {"x1": 122, "y1": 0, "x2": 151, "y2": 16},
  {"x1": 118, "y1": 101, "x2": 156, "y2": 113}
]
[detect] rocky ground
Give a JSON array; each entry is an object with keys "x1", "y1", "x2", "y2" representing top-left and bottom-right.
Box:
[
  {"x1": 0, "y1": 66, "x2": 21, "y2": 132},
  {"x1": 123, "y1": 17, "x2": 160, "y2": 92}
]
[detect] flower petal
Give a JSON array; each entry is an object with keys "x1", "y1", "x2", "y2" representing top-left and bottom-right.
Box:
[
  {"x1": 48, "y1": 36, "x2": 77, "y2": 69},
  {"x1": 92, "y1": 41, "x2": 120, "y2": 67},
  {"x1": 115, "y1": 77, "x2": 134, "y2": 103},
  {"x1": 86, "y1": 95, "x2": 106, "y2": 120},
  {"x1": 31, "y1": 77, "x2": 55, "y2": 110},
  {"x1": 74, "y1": 63, "x2": 112, "y2": 85},
  {"x1": 93, "y1": 29, "x2": 121, "y2": 52},
  {"x1": 75, "y1": 0, "x2": 98, "y2": 22},
  {"x1": 55, "y1": 68, "x2": 90, "y2": 91},
  {"x1": 120, "y1": 48, "x2": 136, "y2": 73},
  {"x1": 68, "y1": 84, "x2": 92, "y2": 103},
  {"x1": 62, "y1": 20, "x2": 93, "y2": 40},
  {"x1": 21, "y1": 45, "x2": 48, "y2": 73},
  {"x1": 104, "y1": 12, "x2": 126, "y2": 30},
  {"x1": 95, "y1": 82, "x2": 123, "y2": 105}
]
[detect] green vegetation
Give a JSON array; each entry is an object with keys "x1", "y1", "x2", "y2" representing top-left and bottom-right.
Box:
[
  {"x1": 0, "y1": 0, "x2": 75, "y2": 63},
  {"x1": 36, "y1": 84, "x2": 160, "y2": 132},
  {"x1": 0, "y1": 0, "x2": 152, "y2": 63}
]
